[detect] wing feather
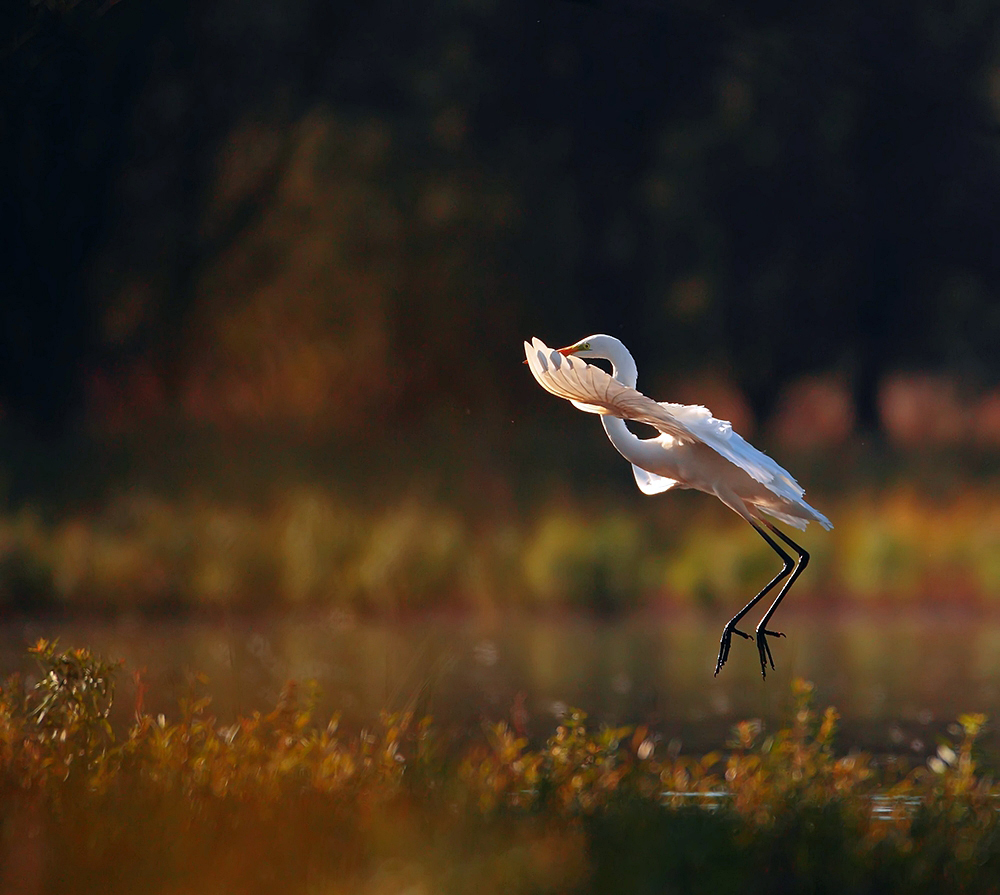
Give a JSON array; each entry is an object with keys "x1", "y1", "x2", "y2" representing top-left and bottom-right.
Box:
[
  {"x1": 524, "y1": 336, "x2": 813, "y2": 504},
  {"x1": 632, "y1": 465, "x2": 680, "y2": 495},
  {"x1": 658, "y1": 402, "x2": 808, "y2": 502},
  {"x1": 525, "y1": 338, "x2": 697, "y2": 442}
]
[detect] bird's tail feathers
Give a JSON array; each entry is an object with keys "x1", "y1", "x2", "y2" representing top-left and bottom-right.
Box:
[{"x1": 760, "y1": 504, "x2": 833, "y2": 531}]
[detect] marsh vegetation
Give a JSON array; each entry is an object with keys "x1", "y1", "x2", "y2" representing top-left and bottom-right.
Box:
[{"x1": 1, "y1": 642, "x2": 998, "y2": 894}]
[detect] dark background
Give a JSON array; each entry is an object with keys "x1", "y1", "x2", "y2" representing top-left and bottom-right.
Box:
[{"x1": 4, "y1": 0, "x2": 999, "y2": 442}]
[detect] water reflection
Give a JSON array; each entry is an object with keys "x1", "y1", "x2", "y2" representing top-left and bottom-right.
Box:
[{"x1": 1, "y1": 606, "x2": 997, "y2": 756}]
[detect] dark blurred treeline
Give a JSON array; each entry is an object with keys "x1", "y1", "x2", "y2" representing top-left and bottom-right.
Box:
[{"x1": 2, "y1": 0, "x2": 1000, "y2": 445}]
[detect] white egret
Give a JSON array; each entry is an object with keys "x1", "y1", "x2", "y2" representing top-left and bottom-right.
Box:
[{"x1": 524, "y1": 334, "x2": 832, "y2": 678}]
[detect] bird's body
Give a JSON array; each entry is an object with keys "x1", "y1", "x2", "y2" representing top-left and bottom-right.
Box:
[
  {"x1": 601, "y1": 415, "x2": 829, "y2": 531},
  {"x1": 524, "y1": 334, "x2": 832, "y2": 678}
]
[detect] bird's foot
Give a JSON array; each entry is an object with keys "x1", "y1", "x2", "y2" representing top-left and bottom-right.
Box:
[
  {"x1": 755, "y1": 628, "x2": 785, "y2": 679},
  {"x1": 714, "y1": 623, "x2": 753, "y2": 676}
]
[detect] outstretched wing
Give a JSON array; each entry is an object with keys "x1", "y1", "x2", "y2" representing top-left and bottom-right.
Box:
[
  {"x1": 659, "y1": 402, "x2": 808, "y2": 503},
  {"x1": 523, "y1": 337, "x2": 811, "y2": 503},
  {"x1": 524, "y1": 337, "x2": 698, "y2": 443}
]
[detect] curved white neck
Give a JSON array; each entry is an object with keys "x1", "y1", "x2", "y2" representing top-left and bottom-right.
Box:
[
  {"x1": 595, "y1": 338, "x2": 638, "y2": 390},
  {"x1": 588, "y1": 337, "x2": 642, "y2": 460},
  {"x1": 601, "y1": 414, "x2": 639, "y2": 459}
]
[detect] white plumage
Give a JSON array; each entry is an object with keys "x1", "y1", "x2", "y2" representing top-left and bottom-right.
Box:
[{"x1": 524, "y1": 334, "x2": 832, "y2": 678}]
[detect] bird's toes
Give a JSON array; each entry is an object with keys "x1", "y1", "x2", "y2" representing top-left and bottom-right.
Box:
[
  {"x1": 761, "y1": 629, "x2": 785, "y2": 639},
  {"x1": 756, "y1": 632, "x2": 777, "y2": 676},
  {"x1": 716, "y1": 624, "x2": 757, "y2": 675},
  {"x1": 714, "y1": 645, "x2": 730, "y2": 676},
  {"x1": 757, "y1": 648, "x2": 771, "y2": 679}
]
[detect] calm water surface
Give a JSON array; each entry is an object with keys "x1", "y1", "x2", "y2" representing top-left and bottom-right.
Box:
[{"x1": 3, "y1": 606, "x2": 998, "y2": 756}]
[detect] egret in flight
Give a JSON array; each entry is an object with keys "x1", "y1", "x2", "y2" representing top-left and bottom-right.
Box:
[{"x1": 524, "y1": 335, "x2": 832, "y2": 678}]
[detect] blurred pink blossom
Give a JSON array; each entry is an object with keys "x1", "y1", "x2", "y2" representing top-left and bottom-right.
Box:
[{"x1": 770, "y1": 374, "x2": 856, "y2": 449}]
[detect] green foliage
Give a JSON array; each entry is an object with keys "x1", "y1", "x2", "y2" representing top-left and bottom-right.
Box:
[
  {"x1": 25, "y1": 640, "x2": 118, "y2": 760},
  {"x1": 522, "y1": 511, "x2": 648, "y2": 611},
  {"x1": 2, "y1": 645, "x2": 1000, "y2": 893},
  {"x1": 2, "y1": 483, "x2": 1000, "y2": 613}
]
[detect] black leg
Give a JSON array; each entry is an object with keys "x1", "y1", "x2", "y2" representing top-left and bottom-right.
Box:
[
  {"x1": 714, "y1": 521, "x2": 794, "y2": 676},
  {"x1": 754, "y1": 523, "x2": 809, "y2": 679}
]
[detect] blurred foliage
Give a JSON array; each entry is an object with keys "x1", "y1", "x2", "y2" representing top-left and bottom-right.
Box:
[
  {"x1": 1, "y1": 482, "x2": 1000, "y2": 612},
  {"x1": 1, "y1": 643, "x2": 999, "y2": 893},
  {"x1": 4, "y1": 0, "x2": 1000, "y2": 621},
  {"x1": 2, "y1": 0, "x2": 1000, "y2": 437}
]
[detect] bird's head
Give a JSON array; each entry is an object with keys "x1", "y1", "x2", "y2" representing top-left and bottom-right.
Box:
[
  {"x1": 557, "y1": 335, "x2": 628, "y2": 359},
  {"x1": 523, "y1": 337, "x2": 595, "y2": 364},
  {"x1": 523, "y1": 334, "x2": 636, "y2": 386},
  {"x1": 552, "y1": 335, "x2": 638, "y2": 388},
  {"x1": 556, "y1": 338, "x2": 593, "y2": 357}
]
